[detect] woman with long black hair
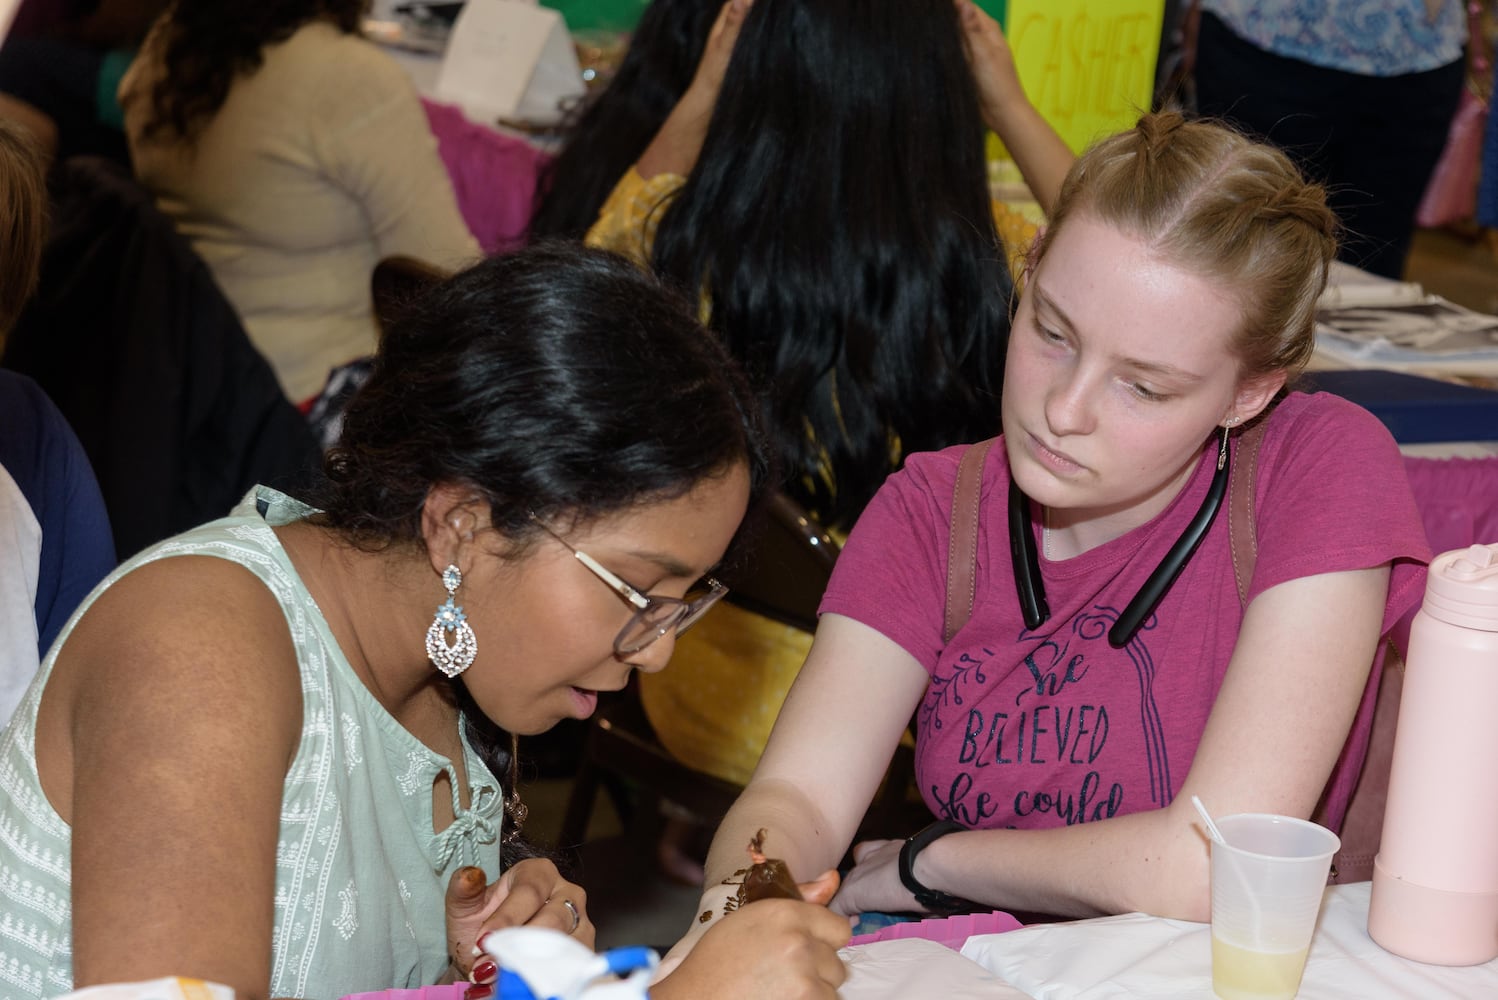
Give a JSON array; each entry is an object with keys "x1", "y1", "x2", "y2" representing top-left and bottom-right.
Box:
[{"x1": 587, "y1": 0, "x2": 1074, "y2": 834}]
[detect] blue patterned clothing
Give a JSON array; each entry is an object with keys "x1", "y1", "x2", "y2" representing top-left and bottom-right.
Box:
[
  {"x1": 0, "y1": 487, "x2": 504, "y2": 999},
  {"x1": 1202, "y1": 0, "x2": 1467, "y2": 76}
]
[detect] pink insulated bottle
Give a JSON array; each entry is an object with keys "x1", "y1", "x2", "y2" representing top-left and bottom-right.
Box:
[{"x1": 1369, "y1": 542, "x2": 1498, "y2": 965}]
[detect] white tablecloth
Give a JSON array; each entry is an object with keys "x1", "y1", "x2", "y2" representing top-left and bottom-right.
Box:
[
  {"x1": 960, "y1": 882, "x2": 1498, "y2": 998},
  {"x1": 838, "y1": 938, "x2": 1028, "y2": 999}
]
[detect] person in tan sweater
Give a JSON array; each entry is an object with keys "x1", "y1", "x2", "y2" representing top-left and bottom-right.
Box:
[{"x1": 120, "y1": 1, "x2": 480, "y2": 405}]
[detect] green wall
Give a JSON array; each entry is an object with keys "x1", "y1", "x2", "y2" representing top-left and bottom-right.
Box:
[
  {"x1": 545, "y1": 0, "x2": 1009, "y2": 33},
  {"x1": 541, "y1": 0, "x2": 650, "y2": 33}
]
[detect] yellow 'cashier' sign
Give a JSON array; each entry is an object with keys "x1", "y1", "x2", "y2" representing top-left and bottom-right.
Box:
[{"x1": 983, "y1": 0, "x2": 1166, "y2": 154}]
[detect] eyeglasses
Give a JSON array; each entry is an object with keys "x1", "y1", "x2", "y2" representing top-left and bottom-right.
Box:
[{"x1": 529, "y1": 514, "x2": 728, "y2": 655}]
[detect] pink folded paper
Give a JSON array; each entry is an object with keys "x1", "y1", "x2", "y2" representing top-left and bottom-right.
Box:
[
  {"x1": 847, "y1": 910, "x2": 1024, "y2": 952},
  {"x1": 339, "y1": 985, "x2": 471, "y2": 1000}
]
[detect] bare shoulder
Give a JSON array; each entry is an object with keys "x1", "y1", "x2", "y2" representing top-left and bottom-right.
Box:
[
  {"x1": 73, "y1": 554, "x2": 303, "y2": 729},
  {"x1": 40, "y1": 554, "x2": 305, "y2": 818}
]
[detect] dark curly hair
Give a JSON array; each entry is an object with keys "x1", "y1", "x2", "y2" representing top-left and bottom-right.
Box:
[
  {"x1": 136, "y1": 0, "x2": 368, "y2": 142},
  {"x1": 320, "y1": 242, "x2": 772, "y2": 550},
  {"x1": 318, "y1": 242, "x2": 773, "y2": 868}
]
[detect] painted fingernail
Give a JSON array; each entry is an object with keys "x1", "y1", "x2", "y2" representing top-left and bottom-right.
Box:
[
  {"x1": 467, "y1": 985, "x2": 493, "y2": 1000},
  {"x1": 472, "y1": 959, "x2": 498, "y2": 984}
]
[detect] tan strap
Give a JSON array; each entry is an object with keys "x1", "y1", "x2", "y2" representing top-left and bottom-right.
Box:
[
  {"x1": 944, "y1": 438, "x2": 996, "y2": 644},
  {"x1": 947, "y1": 423, "x2": 1263, "y2": 641},
  {"x1": 1227, "y1": 420, "x2": 1268, "y2": 607}
]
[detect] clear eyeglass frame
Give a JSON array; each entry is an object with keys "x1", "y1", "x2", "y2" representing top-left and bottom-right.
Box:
[{"x1": 528, "y1": 514, "x2": 727, "y2": 655}]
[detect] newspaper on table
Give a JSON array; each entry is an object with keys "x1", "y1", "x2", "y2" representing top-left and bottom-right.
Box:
[{"x1": 1314, "y1": 262, "x2": 1498, "y2": 377}]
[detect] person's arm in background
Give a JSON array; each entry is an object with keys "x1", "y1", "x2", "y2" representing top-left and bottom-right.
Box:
[
  {"x1": 957, "y1": 0, "x2": 1074, "y2": 216},
  {"x1": 634, "y1": 0, "x2": 748, "y2": 180},
  {"x1": 584, "y1": 0, "x2": 748, "y2": 262}
]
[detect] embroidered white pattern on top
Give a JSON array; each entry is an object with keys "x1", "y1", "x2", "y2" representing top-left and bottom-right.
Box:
[
  {"x1": 397, "y1": 750, "x2": 430, "y2": 797},
  {"x1": 399, "y1": 880, "x2": 417, "y2": 940},
  {"x1": 342, "y1": 713, "x2": 364, "y2": 774},
  {"x1": 333, "y1": 880, "x2": 359, "y2": 939}
]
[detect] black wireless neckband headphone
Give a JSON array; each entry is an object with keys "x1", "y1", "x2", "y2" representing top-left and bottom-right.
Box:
[{"x1": 1009, "y1": 427, "x2": 1233, "y2": 649}]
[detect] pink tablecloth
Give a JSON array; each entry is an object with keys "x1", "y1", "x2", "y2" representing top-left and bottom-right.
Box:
[
  {"x1": 1394, "y1": 453, "x2": 1498, "y2": 648},
  {"x1": 1405, "y1": 453, "x2": 1498, "y2": 555},
  {"x1": 422, "y1": 99, "x2": 551, "y2": 254},
  {"x1": 340, "y1": 987, "x2": 470, "y2": 1000}
]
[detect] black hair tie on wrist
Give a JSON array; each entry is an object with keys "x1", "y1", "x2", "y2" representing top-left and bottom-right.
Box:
[{"x1": 898, "y1": 820, "x2": 974, "y2": 914}]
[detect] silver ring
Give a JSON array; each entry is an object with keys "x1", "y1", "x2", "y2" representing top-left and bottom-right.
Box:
[{"x1": 561, "y1": 897, "x2": 580, "y2": 934}]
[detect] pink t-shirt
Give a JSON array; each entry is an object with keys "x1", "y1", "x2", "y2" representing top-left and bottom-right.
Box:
[{"x1": 820, "y1": 392, "x2": 1429, "y2": 833}]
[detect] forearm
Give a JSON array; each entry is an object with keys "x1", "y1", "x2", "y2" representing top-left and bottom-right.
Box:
[
  {"x1": 957, "y1": 0, "x2": 1075, "y2": 216},
  {"x1": 985, "y1": 97, "x2": 1075, "y2": 217},
  {"x1": 701, "y1": 621, "x2": 924, "y2": 890},
  {"x1": 636, "y1": 87, "x2": 717, "y2": 181},
  {"x1": 916, "y1": 803, "x2": 1212, "y2": 921},
  {"x1": 703, "y1": 777, "x2": 849, "y2": 890},
  {"x1": 637, "y1": 0, "x2": 747, "y2": 179},
  {"x1": 662, "y1": 778, "x2": 852, "y2": 970}
]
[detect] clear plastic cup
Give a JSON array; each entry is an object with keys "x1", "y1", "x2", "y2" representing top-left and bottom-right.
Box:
[{"x1": 1210, "y1": 813, "x2": 1339, "y2": 1000}]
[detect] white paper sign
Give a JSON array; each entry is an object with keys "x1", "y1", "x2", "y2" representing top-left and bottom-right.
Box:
[{"x1": 435, "y1": 0, "x2": 585, "y2": 125}]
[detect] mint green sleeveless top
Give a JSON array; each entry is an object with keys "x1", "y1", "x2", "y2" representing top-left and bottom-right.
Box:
[{"x1": 0, "y1": 487, "x2": 505, "y2": 999}]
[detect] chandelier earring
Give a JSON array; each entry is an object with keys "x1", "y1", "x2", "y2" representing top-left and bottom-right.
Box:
[{"x1": 426, "y1": 564, "x2": 478, "y2": 678}]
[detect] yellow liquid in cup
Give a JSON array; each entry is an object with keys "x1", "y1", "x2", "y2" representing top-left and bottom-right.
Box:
[{"x1": 1211, "y1": 936, "x2": 1309, "y2": 1000}]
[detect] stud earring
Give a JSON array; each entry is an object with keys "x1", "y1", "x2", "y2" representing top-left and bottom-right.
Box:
[{"x1": 426, "y1": 564, "x2": 478, "y2": 678}]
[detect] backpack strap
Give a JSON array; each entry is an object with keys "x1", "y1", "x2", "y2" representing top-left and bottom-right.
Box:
[
  {"x1": 943, "y1": 423, "x2": 1267, "y2": 645},
  {"x1": 1227, "y1": 419, "x2": 1269, "y2": 606},
  {"x1": 943, "y1": 438, "x2": 996, "y2": 645}
]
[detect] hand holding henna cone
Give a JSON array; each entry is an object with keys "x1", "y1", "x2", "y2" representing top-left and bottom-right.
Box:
[
  {"x1": 715, "y1": 828, "x2": 841, "y2": 917},
  {"x1": 740, "y1": 828, "x2": 804, "y2": 903}
]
